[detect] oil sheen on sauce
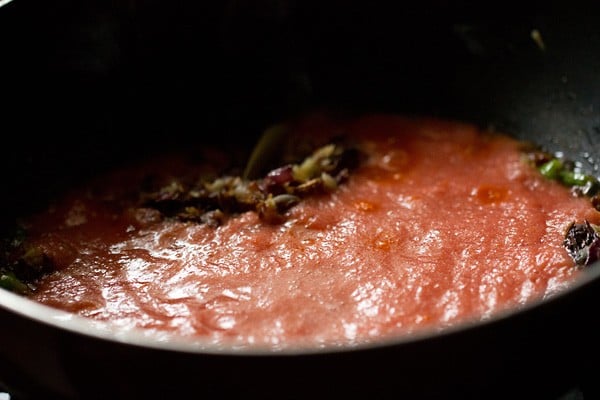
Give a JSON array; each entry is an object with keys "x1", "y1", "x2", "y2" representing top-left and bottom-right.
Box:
[{"x1": 23, "y1": 114, "x2": 600, "y2": 348}]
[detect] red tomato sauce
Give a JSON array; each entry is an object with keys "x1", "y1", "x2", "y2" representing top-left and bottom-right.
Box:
[{"x1": 21, "y1": 114, "x2": 600, "y2": 348}]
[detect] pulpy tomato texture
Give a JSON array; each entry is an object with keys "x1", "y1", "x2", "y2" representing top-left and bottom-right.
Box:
[{"x1": 6, "y1": 113, "x2": 600, "y2": 349}]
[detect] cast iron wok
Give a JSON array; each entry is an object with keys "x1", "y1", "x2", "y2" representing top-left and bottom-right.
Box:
[{"x1": 1, "y1": 1, "x2": 600, "y2": 399}]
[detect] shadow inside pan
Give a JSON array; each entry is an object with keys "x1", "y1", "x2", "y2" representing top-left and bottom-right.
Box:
[{"x1": 1, "y1": 0, "x2": 599, "y2": 202}]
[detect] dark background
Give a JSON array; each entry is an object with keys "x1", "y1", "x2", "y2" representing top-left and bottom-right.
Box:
[
  {"x1": 2, "y1": 0, "x2": 600, "y2": 206},
  {"x1": 3, "y1": 0, "x2": 599, "y2": 138}
]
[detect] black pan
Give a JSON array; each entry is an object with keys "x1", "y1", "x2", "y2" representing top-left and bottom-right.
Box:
[{"x1": 1, "y1": 1, "x2": 600, "y2": 399}]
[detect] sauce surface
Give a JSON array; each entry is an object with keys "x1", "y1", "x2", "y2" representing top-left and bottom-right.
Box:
[{"x1": 21, "y1": 114, "x2": 600, "y2": 348}]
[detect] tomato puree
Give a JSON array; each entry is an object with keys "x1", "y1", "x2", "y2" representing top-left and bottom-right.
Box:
[{"x1": 20, "y1": 114, "x2": 600, "y2": 348}]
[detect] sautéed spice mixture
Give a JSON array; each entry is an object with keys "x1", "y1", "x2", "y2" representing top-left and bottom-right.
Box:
[{"x1": 3, "y1": 114, "x2": 600, "y2": 348}]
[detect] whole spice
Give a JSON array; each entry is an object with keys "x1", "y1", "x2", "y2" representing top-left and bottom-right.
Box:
[{"x1": 563, "y1": 220, "x2": 600, "y2": 267}]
